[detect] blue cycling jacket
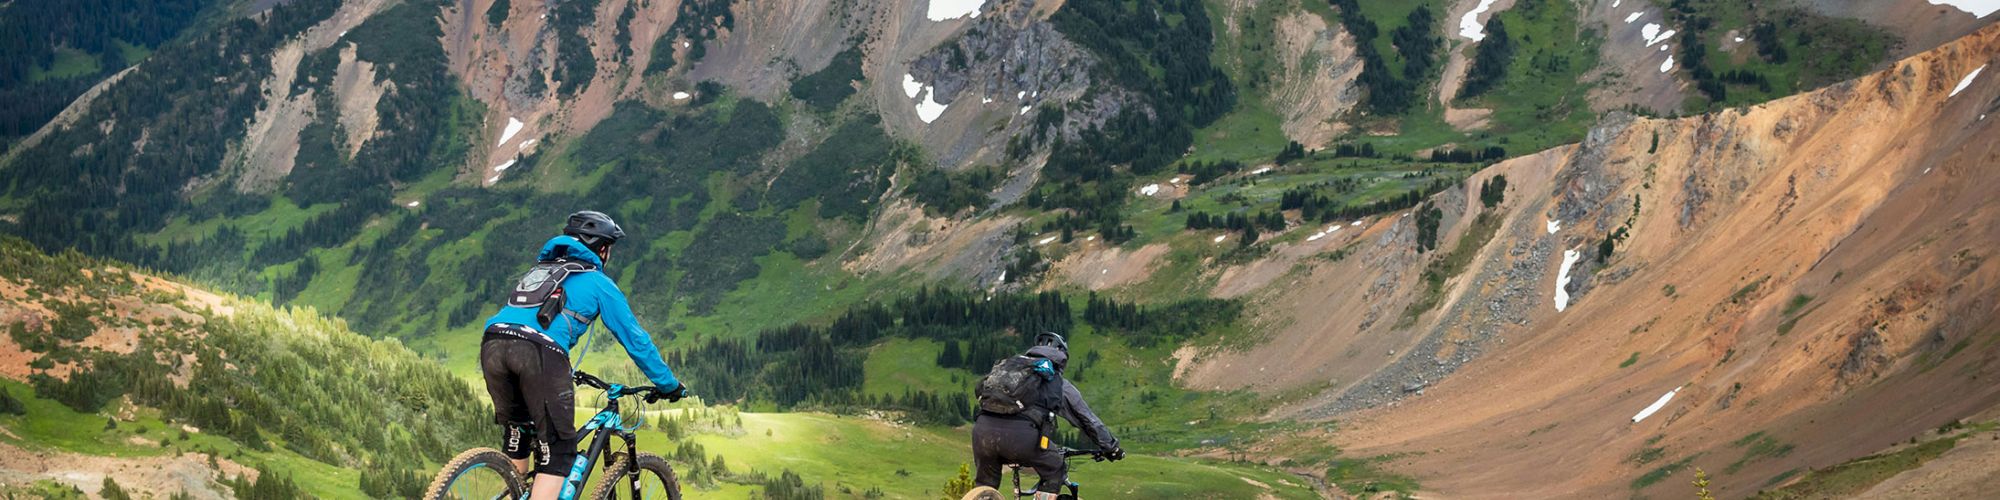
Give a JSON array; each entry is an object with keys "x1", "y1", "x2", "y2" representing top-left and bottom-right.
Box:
[{"x1": 486, "y1": 235, "x2": 681, "y2": 390}]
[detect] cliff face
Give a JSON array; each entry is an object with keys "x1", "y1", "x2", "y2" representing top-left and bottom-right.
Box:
[{"x1": 1178, "y1": 22, "x2": 2000, "y2": 498}]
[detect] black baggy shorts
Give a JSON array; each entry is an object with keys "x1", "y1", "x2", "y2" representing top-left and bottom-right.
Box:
[
  {"x1": 480, "y1": 331, "x2": 578, "y2": 477},
  {"x1": 972, "y1": 413, "x2": 1066, "y2": 494}
]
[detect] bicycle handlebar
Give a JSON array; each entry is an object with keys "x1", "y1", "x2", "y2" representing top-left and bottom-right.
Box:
[{"x1": 572, "y1": 370, "x2": 672, "y2": 400}]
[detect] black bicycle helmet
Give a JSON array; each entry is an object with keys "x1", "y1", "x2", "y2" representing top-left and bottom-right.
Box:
[
  {"x1": 563, "y1": 211, "x2": 625, "y2": 251},
  {"x1": 1034, "y1": 331, "x2": 1068, "y2": 354}
]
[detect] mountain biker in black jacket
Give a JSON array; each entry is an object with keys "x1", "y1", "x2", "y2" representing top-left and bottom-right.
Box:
[{"x1": 971, "y1": 333, "x2": 1123, "y2": 499}]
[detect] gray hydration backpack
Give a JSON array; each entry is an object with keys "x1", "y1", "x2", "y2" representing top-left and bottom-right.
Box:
[
  {"x1": 506, "y1": 260, "x2": 597, "y2": 330},
  {"x1": 977, "y1": 355, "x2": 1061, "y2": 418}
]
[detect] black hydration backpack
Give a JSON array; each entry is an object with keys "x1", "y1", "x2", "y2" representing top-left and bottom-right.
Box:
[
  {"x1": 506, "y1": 260, "x2": 597, "y2": 330},
  {"x1": 977, "y1": 355, "x2": 1061, "y2": 418}
]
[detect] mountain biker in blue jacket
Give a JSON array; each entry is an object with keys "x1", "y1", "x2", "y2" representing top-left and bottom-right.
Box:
[{"x1": 480, "y1": 211, "x2": 686, "y2": 499}]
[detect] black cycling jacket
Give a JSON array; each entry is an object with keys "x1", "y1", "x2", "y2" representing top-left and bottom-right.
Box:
[{"x1": 1025, "y1": 345, "x2": 1120, "y2": 452}]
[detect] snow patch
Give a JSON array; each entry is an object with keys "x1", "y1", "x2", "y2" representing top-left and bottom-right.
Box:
[
  {"x1": 1641, "y1": 23, "x2": 1660, "y2": 43},
  {"x1": 494, "y1": 159, "x2": 517, "y2": 172},
  {"x1": 673, "y1": 91, "x2": 691, "y2": 100},
  {"x1": 914, "y1": 87, "x2": 950, "y2": 123},
  {"x1": 981, "y1": 96, "x2": 992, "y2": 104},
  {"x1": 1659, "y1": 55, "x2": 1675, "y2": 73},
  {"x1": 1733, "y1": 36, "x2": 1745, "y2": 42},
  {"x1": 1016, "y1": 90, "x2": 1026, "y2": 99},
  {"x1": 1624, "y1": 12, "x2": 1642, "y2": 23},
  {"x1": 497, "y1": 117, "x2": 524, "y2": 147},
  {"x1": 338, "y1": 30, "x2": 348, "y2": 37},
  {"x1": 995, "y1": 271, "x2": 1006, "y2": 284},
  {"x1": 1249, "y1": 166, "x2": 1273, "y2": 175},
  {"x1": 1613, "y1": 0, "x2": 1622, "y2": 6},
  {"x1": 1646, "y1": 28, "x2": 1676, "y2": 47},
  {"x1": 1019, "y1": 105, "x2": 1031, "y2": 115},
  {"x1": 1307, "y1": 232, "x2": 1327, "y2": 241},
  {"x1": 518, "y1": 138, "x2": 539, "y2": 151},
  {"x1": 1928, "y1": 0, "x2": 2000, "y2": 17},
  {"x1": 1554, "y1": 248, "x2": 1581, "y2": 311},
  {"x1": 1038, "y1": 236, "x2": 1058, "y2": 245},
  {"x1": 405, "y1": 201, "x2": 420, "y2": 208},
  {"x1": 1457, "y1": 0, "x2": 1501, "y2": 41},
  {"x1": 1213, "y1": 235, "x2": 1228, "y2": 243},
  {"x1": 1631, "y1": 387, "x2": 1683, "y2": 423},
  {"x1": 1139, "y1": 184, "x2": 1161, "y2": 196},
  {"x1": 487, "y1": 175, "x2": 502, "y2": 184},
  {"x1": 1351, "y1": 220, "x2": 1363, "y2": 227},
  {"x1": 902, "y1": 74, "x2": 923, "y2": 99},
  {"x1": 1086, "y1": 236, "x2": 1097, "y2": 241},
  {"x1": 1546, "y1": 219, "x2": 1561, "y2": 234},
  {"x1": 1949, "y1": 65, "x2": 1986, "y2": 97},
  {"x1": 926, "y1": 0, "x2": 986, "y2": 21}
]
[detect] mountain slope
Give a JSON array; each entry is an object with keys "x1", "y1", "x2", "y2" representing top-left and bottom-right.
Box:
[
  {"x1": 0, "y1": 237, "x2": 486, "y2": 497},
  {"x1": 1179, "y1": 20, "x2": 2000, "y2": 498}
]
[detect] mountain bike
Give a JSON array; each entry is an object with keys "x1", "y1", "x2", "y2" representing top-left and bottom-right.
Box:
[
  {"x1": 423, "y1": 371, "x2": 683, "y2": 499},
  {"x1": 962, "y1": 447, "x2": 1106, "y2": 500}
]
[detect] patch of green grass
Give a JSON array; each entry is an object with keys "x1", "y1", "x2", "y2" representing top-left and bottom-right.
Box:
[
  {"x1": 1729, "y1": 276, "x2": 1770, "y2": 304},
  {"x1": 1631, "y1": 454, "x2": 1699, "y2": 490},
  {"x1": 860, "y1": 338, "x2": 966, "y2": 397},
  {"x1": 1619, "y1": 352, "x2": 1640, "y2": 368},
  {"x1": 113, "y1": 40, "x2": 153, "y2": 67},
  {"x1": 28, "y1": 47, "x2": 103, "y2": 81},
  {"x1": 1326, "y1": 455, "x2": 1423, "y2": 497},
  {"x1": 1187, "y1": 92, "x2": 1286, "y2": 165},
  {"x1": 1627, "y1": 446, "x2": 1666, "y2": 466},
  {"x1": 643, "y1": 412, "x2": 1317, "y2": 499},
  {"x1": 1752, "y1": 435, "x2": 1959, "y2": 499},
  {"x1": 1781, "y1": 294, "x2": 1814, "y2": 316},
  {"x1": 1727, "y1": 431, "x2": 1796, "y2": 474}
]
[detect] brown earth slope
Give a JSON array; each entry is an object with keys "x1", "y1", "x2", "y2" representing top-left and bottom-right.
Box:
[{"x1": 1185, "y1": 21, "x2": 2000, "y2": 498}]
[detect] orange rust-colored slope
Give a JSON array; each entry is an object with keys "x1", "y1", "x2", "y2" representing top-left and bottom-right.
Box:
[{"x1": 1317, "y1": 23, "x2": 2000, "y2": 499}]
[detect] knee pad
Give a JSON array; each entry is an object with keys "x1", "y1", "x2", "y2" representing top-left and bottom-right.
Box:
[
  {"x1": 532, "y1": 432, "x2": 580, "y2": 477},
  {"x1": 500, "y1": 422, "x2": 535, "y2": 460}
]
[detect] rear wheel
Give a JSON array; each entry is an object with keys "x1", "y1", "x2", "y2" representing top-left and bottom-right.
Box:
[
  {"x1": 424, "y1": 448, "x2": 525, "y2": 500},
  {"x1": 589, "y1": 452, "x2": 680, "y2": 500},
  {"x1": 960, "y1": 486, "x2": 1005, "y2": 500}
]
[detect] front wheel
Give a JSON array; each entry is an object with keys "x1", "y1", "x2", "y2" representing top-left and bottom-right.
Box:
[
  {"x1": 424, "y1": 448, "x2": 526, "y2": 500},
  {"x1": 590, "y1": 452, "x2": 681, "y2": 500}
]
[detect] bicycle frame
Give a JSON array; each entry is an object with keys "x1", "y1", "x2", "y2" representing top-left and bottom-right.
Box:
[
  {"x1": 554, "y1": 384, "x2": 646, "y2": 500},
  {"x1": 1007, "y1": 464, "x2": 1081, "y2": 499}
]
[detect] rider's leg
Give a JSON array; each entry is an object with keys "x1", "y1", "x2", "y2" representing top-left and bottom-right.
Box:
[
  {"x1": 481, "y1": 338, "x2": 537, "y2": 476},
  {"x1": 529, "y1": 473, "x2": 565, "y2": 499},
  {"x1": 1026, "y1": 447, "x2": 1068, "y2": 498},
  {"x1": 522, "y1": 339, "x2": 579, "y2": 500},
  {"x1": 969, "y1": 416, "x2": 1010, "y2": 488}
]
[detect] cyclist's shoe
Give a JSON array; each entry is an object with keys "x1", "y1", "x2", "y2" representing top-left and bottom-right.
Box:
[{"x1": 648, "y1": 384, "x2": 688, "y2": 403}]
